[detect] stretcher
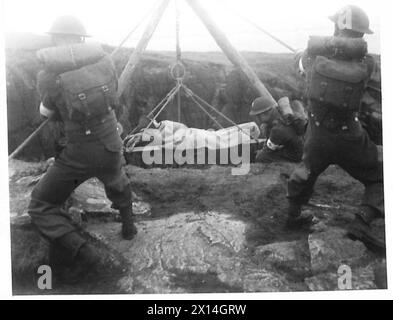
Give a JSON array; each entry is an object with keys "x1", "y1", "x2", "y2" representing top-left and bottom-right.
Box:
[{"x1": 124, "y1": 120, "x2": 264, "y2": 167}]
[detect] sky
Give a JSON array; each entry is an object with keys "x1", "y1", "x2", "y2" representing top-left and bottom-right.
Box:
[{"x1": 2, "y1": 0, "x2": 382, "y2": 53}]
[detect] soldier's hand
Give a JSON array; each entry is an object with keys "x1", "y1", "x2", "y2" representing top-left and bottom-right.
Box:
[{"x1": 124, "y1": 133, "x2": 142, "y2": 151}]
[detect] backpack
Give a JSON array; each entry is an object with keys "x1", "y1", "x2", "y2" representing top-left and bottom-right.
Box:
[
  {"x1": 305, "y1": 36, "x2": 370, "y2": 111},
  {"x1": 58, "y1": 55, "x2": 119, "y2": 121},
  {"x1": 306, "y1": 55, "x2": 369, "y2": 111}
]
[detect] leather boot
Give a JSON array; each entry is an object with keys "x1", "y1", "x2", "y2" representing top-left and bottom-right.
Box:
[
  {"x1": 54, "y1": 232, "x2": 101, "y2": 283},
  {"x1": 347, "y1": 207, "x2": 385, "y2": 253},
  {"x1": 119, "y1": 206, "x2": 137, "y2": 240},
  {"x1": 286, "y1": 201, "x2": 313, "y2": 229},
  {"x1": 57, "y1": 231, "x2": 87, "y2": 258},
  {"x1": 76, "y1": 242, "x2": 101, "y2": 267}
]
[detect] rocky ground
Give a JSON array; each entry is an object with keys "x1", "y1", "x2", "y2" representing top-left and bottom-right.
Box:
[{"x1": 9, "y1": 159, "x2": 387, "y2": 295}]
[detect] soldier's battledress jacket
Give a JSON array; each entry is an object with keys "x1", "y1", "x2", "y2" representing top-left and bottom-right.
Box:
[{"x1": 28, "y1": 51, "x2": 131, "y2": 254}]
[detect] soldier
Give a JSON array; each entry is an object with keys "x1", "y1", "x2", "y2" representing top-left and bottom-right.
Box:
[
  {"x1": 28, "y1": 16, "x2": 137, "y2": 273},
  {"x1": 250, "y1": 96, "x2": 306, "y2": 163},
  {"x1": 286, "y1": 6, "x2": 384, "y2": 251}
]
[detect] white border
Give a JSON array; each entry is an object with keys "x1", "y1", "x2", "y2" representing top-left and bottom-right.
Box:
[
  {"x1": 0, "y1": 0, "x2": 14, "y2": 300},
  {"x1": 1, "y1": 0, "x2": 392, "y2": 300}
]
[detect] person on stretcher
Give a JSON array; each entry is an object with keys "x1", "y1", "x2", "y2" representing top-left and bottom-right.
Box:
[{"x1": 124, "y1": 116, "x2": 261, "y2": 153}]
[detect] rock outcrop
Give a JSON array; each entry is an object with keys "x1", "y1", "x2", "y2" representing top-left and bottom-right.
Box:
[{"x1": 9, "y1": 160, "x2": 387, "y2": 294}]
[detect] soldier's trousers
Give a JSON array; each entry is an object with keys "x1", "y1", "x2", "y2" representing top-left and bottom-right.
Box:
[
  {"x1": 28, "y1": 141, "x2": 132, "y2": 251},
  {"x1": 287, "y1": 119, "x2": 384, "y2": 215}
]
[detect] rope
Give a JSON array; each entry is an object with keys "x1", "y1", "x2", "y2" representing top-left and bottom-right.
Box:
[
  {"x1": 182, "y1": 85, "x2": 259, "y2": 143},
  {"x1": 111, "y1": 0, "x2": 161, "y2": 57},
  {"x1": 145, "y1": 83, "x2": 181, "y2": 130},
  {"x1": 177, "y1": 82, "x2": 182, "y2": 123},
  {"x1": 175, "y1": 0, "x2": 182, "y2": 123},
  {"x1": 125, "y1": 85, "x2": 179, "y2": 138},
  {"x1": 147, "y1": 85, "x2": 179, "y2": 118},
  {"x1": 175, "y1": 0, "x2": 182, "y2": 62},
  {"x1": 223, "y1": 7, "x2": 296, "y2": 53},
  {"x1": 124, "y1": 83, "x2": 180, "y2": 152},
  {"x1": 126, "y1": 0, "x2": 183, "y2": 138},
  {"x1": 9, "y1": 119, "x2": 50, "y2": 159},
  {"x1": 124, "y1": 2, "x2": 257, "y2": 144},
  {"x1": 186, "y1": 92, "x2": 225, "y2": 130}
]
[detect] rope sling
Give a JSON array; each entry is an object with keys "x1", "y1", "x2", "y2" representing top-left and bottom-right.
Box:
[{"x1": 125, "y1": 0, "x2": 260, "y2": 149}]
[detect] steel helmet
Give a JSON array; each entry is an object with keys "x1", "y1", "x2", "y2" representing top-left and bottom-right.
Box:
[
  {"x1": 249, "y1": 96, "x2": 276, "y2": 116},
  {"x1": 329, "y1": 5, "x2": 373, "y2": 34},
  {"x1": 48, "y1": 16, "x2": 90, "y2": 37}
]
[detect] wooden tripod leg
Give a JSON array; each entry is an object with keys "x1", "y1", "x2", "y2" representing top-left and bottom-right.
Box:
[
  {"x1": 185, "y1": 0, "x2": 277, "y2": 109},
  {"x1": 117, "y1": 0, "x2": 171, "y2": 98}
]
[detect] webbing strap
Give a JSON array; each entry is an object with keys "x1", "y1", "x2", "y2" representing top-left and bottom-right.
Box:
[
  {"x1": 78, "y1": 93, "x2": 91, "y2": 117},
  {"x1": 101, "y1": 85, "x2": 113, "y2": 113}
]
